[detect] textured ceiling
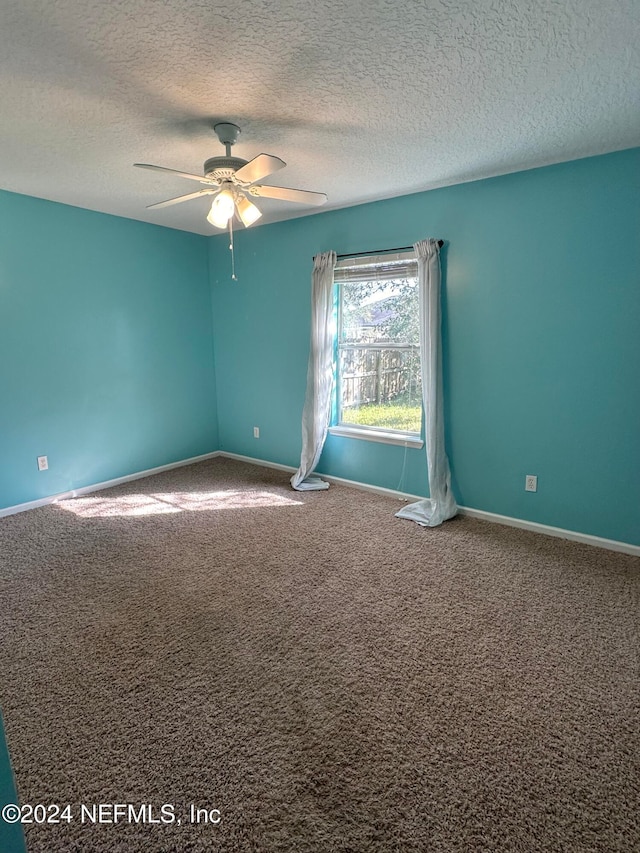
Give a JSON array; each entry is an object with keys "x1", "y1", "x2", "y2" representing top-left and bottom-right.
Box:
[{"x1": 1, "y1": 0, "x2": 638, "y2": 235}]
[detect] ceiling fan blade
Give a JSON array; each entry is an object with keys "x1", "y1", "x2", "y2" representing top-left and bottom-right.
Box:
[
  {"x1": 249, "y1": 185, "x2": 327, "y2": 206},
  {"x1": 146, "y1": 189, "x2": 218, "y2": 209},
  {"x1": 234, "y1": 154, "x2": 286, "y2": 185},
  {"x1": 134, "y1": 163, "x2": 215, "y2": 184}
]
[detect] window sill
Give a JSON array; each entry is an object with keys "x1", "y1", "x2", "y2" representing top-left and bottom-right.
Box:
[{"x1": 328, "y1": 425, "x2": 424, "y2": 448}]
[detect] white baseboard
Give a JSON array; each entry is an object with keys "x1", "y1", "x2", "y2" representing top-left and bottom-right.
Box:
[
  {"x1": 456, "y1": 506, "x2": 640, "y2": 557},
  {"x1": 320, "y1": 472, "x2": 423, "y2": 502},
  {"x1": 3, "y1": 448, "x2": 638, "y2": 557},
  {"x1": 0, "y1": 451, "x2": 221, "y2": 519},
  {"x1": 218, "y1": 451, "x2": 423, "y2": 500},
  {"x1": 217, "y1": 452, "x2": 640, "y2": 557},
  {"x1": 218, "y1": 451, "x2": 296, "y2": 475}
]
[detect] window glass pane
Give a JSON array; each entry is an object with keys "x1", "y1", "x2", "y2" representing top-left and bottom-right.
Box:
[
  {"x1": 338, "y1": 274, "x2": 422, "y2": 434},
  {"x1": 340, "y1": 278, "x2": 418, "y2": 345}
]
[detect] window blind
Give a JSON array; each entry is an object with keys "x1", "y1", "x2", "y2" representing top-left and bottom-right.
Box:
[{"x1": 334, "y1": 251, "x2": 417, "y2": 284}]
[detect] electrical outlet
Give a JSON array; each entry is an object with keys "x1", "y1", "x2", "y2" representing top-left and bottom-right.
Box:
[
  {"x1": 525, "y1": 474, "x2": 537, "y2": 492},
  {"x1": 253, "y1": 426, "x2": 260, "y2": 439},
  {"x1": 37, "y1": 455, "x2": 48, "y2": 471}
]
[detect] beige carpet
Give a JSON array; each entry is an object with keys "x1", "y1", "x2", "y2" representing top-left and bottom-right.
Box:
[{"x1": 0, "y1": 457, "x2": 638, "y2": 852}]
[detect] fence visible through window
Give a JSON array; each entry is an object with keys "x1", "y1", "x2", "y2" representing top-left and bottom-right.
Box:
[
  {"x1": 340, "y1": 344, "x2": 421, "y2": 431},
  {"x1": 335, "y1": 255, "x2": 422, "y2": 436}
]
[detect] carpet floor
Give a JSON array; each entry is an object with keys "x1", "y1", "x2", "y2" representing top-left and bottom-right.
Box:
[{"x1": 0, "y1": 457, "x2": 638, "y2": 852}]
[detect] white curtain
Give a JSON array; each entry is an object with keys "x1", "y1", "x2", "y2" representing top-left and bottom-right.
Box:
[
  {"x1": 396, "y1": 239, "x2": 457, "y2": 526},
  {"x1": 291, "y1": 251, "x2": 337, "y2": 491}
]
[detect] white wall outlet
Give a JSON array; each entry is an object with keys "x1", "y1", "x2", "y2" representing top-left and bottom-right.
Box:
[
  {"x1": 37, "y1": 455, "x2": 48, "y2": 471},
  {"x1": 525, "y1": 474, "x2": 538, "y2": 492},
  {"x1": 253, "y1": 426, "x2": 260, "y2": 439}
]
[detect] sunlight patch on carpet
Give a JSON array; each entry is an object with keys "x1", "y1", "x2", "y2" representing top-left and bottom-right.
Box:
[{"x1": 57, "y1": 489, "x2": 303, "y2": 517}]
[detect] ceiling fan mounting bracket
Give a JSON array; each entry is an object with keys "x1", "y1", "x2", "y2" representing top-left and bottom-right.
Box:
[{"x1": 213, "y1": 122, "x2": 241, "y2": 150}]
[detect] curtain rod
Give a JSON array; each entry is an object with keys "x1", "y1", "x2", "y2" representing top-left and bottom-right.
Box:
[{"x1": 337, "y1": 241, "x2": 443, "y2": 260}]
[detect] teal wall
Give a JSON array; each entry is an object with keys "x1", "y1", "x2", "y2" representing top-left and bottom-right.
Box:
[
  {"x1": 210, "y1": 148, "x2": 640, "y2": 546},
  {"x1": 0, "y1": 191, "x2": 218, "y2": 511},
  {"x1": 0, "y1": 714, "x2": 26, "y2": 853}
]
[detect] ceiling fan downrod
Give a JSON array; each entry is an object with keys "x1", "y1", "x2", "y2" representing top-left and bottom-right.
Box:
[{"x1": 213, "y1": 122, "x2": 241, "y2": 157}]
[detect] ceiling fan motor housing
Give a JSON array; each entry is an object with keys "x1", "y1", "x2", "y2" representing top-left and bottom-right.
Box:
[{"x1": 203, "y1": 156, "x2": 248, "y2": 180}]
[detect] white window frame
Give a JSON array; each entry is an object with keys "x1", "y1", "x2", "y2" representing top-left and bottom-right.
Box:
[{"x1": 328, "y1": 251, "x2": 424, "y2": 449}]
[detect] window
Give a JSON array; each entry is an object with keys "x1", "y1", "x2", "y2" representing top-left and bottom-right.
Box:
[{"x1": 330, "y1": 252, "x2": 423, "y2": 447}]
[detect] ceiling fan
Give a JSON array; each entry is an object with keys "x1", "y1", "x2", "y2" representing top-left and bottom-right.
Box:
[{"x1": 134, "y1": 122, "x2": 327, "y2": 230}]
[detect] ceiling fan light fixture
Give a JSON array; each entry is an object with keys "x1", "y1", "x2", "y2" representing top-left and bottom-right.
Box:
[
  {"x1": 207, "y1": 190, "x2": 235, "y2": 229},
  {"x1": 236, "y1": 196, "x2": 262, "y2": 227}
]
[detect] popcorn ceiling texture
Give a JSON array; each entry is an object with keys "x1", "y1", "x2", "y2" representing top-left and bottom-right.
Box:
[{"x1": 0, "y1": 0, "x2": 639, "y2": 233}]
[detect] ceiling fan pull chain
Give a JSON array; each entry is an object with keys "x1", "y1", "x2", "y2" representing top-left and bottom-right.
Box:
[{"x1": 229, "y1": 217, "x2": 237, "y2": 281}]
